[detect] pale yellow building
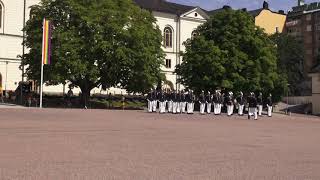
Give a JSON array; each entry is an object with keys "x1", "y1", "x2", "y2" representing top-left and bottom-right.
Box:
[{"x1": 249, "y1": 1, "x2": 287, "y2": 34}]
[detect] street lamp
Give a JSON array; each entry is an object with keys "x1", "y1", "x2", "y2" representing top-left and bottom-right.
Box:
[{"x1": 286, "y1": 83, "x2": 290, "y2": 115}]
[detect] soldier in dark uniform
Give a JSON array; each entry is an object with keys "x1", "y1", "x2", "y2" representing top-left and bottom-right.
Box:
[
  {"x1": 167, "y1": 90, "x2": 173, "y2": 113},
  {"x1": 221, "y1": 92, "x2": 226, "y2": 114},
  {"x1": 176, "y1": 91, "x2": 182, "y2": 114},
  {"x1": 237, "y1": 91, "x2": 245, "y2": 116},
  {"x1": 217, "y1": 90, "x2": 223, "y2": 115},
  {"x1": 226, "y1": 92, "x2": 234, "y2": 116},
  {"x1": 172, "y1": 91, "x2": 178, "y2": 114},
  {"x1": 266, "y1": 94, "x2": 273, "y2": 117},
  {"x1": 206, "y1": 91, "x2": 212, "y2": 114},
  {"x1": 199, "y1": 90, "x2": 206, "y2": 115},
  {"x1": 146, "y1": 89, "x2": 153, "y2": 113},
  {"x1": 257, "y1": 92, "x2": 263, "y2": 116},
  {"x1": 152, "y1": 89, "x2": 158, "y2": 112},
  {"x1": 213, "y1": 90, "x2": 219, "y2": 115},
  {"x1": 180, "y1": 90, "x2": 187, "y2": 113},
  {"x1": 158, "y1": 89, "x2": 166, "y2": 114},
  {"x1": 187, "y1": 90, "x2": 194, "y2": 114},
  {"x1": 248, "y1": 92, "x2": 258, "y2": 120}
]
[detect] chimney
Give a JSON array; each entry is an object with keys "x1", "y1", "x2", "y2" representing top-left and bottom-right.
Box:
[
  {"x1": 298, "y1": 0, "x2": 305, "y2": 6},
  {"x1": 263, "y1": 1, "x2": 269, "y2": 9},
  {"x1": 223, "y1": 5, "x2": 231, "y2": 10}
]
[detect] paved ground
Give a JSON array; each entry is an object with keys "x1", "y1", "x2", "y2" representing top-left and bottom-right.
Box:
[
  {"x1": 0, "y1": 108, "x2": 319, "y2": 180},
  {"x1": 0, "y1": 103, "x2": 25, "y2": 109}
]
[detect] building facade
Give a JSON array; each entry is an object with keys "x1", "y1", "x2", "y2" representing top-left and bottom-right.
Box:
[
  {"x1": 249, "y1": 2, "x2": 286, "y2": 34},
  {"x1": 309, "y1": 65, "x2": 320, "y2": 115},
  {"x1": 0, "y1": 0, "x2": 286, "y2": 95},
  {"x1": 0, "y1": 0, "x2": 40, "y2": 94},
  {"x1": 286, "y1": 1, "x2": 320, "y2": 75},
  {"x1": 134, "y1": 0, "x2": 208, "y2": 90}
]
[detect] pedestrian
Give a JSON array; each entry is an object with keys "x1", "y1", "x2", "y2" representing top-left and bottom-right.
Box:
[
  {"x1": 186, "y1": 90, "x2": 194, "y2": 114},
  {"x1": 146, "y1": 89, "x2": 153, "y2": 113},
  {"x1": 257, "y1": 92, "x2": 263, "y2": 116},
  {"x1": 248, "y1": 92, "x2": 258, "y2": 120},
  {"x1": 172, "y1": 91, "x2": 178, "y2": 114},
  {"x1": 167, "y1": 90, "x2": 173, "y2": 113},
  {"x1": 199, "y1": 90, "x2": 206, "y2": 115},
  {"x1": 180, "y1": 90, "x2": 187, "y2": 113},
  {"x1": 176, "y1": 91, "x2": 182, "y2": 114},
  {"x1": 220, "y1": 92, "x2": 225, "y2": 115},
  {"x1": 67, "y1": 86, "x2": 73, "y2": 107},
  {"x1": 267, "y1": 94, "x2": 273, "y2": 117},
  {"x1": 237, "y1": 91, "x2": 245, "y2": 116},
  {"x1": 159, "y1": 89, "x2": 166, "y2": 114},
  {"x1": 230, "y1": 92, "x2": 235, "y2": 115},
  {"x1": 206, "y1": 91, "x2": 212, "y2": 114},
  {"x1": 226, "y1": 92, "x2": 234, "y2": 116},
  {"x1": 213, "y1": 90, "x2": 219, "y2": 115},
  {"x1": 152, "y1": 89, "x2": 158, "y2": 112}
]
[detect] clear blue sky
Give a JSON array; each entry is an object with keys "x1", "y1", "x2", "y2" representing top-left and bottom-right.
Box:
[{"x1": 168, "y1": 0, "x2": 319, "y2": 12}]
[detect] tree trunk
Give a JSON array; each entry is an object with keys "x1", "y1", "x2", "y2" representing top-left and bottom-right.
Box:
[{"x1": 79, "y1": 85, "x2": 93, "y2": 108}]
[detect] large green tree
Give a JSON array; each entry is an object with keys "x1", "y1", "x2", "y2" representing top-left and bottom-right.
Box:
[
  {"x1": 176, "y1": 9, "x2": 286, "y2": 100},
  {"x1": 271, "y1": 33, "x2": 306, "y2": 96},
  {"x1": 23, "y1": 0, "x2": 164, "y2": 106}
]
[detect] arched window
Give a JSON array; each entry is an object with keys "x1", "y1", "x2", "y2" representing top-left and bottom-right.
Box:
[
  {"x1": 0, "y1": 2, "x2": 3, "y2": 29},
  {"x1": 164, "y1": 27, "x2": 173, "y2": 48}
]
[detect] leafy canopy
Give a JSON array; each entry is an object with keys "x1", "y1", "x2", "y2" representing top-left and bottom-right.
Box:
[
  {"x1": 23, "y1": 0, "x2": 164, "y2": 96},
  {"x1": 176, "y1": 9, "x2": 286, "y2": 100},
  {"x1": 271, "y1": 33, "x2": 307, "y2": 96}
]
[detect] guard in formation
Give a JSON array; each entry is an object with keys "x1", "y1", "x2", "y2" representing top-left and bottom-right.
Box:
[{"x1": 146, "y1": 90, "x2": 273, "y2": 119}]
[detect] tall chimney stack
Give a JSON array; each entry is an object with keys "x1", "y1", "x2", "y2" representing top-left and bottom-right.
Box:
[{"x1": 298, "y1": 0, "x2": 305, "y2": 6}]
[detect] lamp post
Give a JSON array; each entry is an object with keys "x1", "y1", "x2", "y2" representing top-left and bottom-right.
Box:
[
  {"x1": 21, "y1": 0, "x2": 26, "y2": 105},
  {"x1": 286, "y1": 83, "x2": 290, "y2": 115}
]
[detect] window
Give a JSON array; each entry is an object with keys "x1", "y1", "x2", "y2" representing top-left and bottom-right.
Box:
[
  {"x1": 306, "y1": 49, "x2": 312, "y2": 55},
  {"x1": 194, "y1": 13, "x2": 198, "y2": 17},
  {"x1": 275, "y1": 27, "x2": 279, "y2": 33},
  {"x1": 0, "y1": 2, "x2": 3, "y2": 29},
  {"x1": 306, "y1": 14, "x2": 312, "y2": 21},
  {"x1": 165, "y1": 59, "x2": 171, "y2": 69},
  {"x1": 164, "y1": 27, "x2": 173, "y2": 48},
  {"x1": 306, "y1": 25, "x2": 312, "y2": 32}
]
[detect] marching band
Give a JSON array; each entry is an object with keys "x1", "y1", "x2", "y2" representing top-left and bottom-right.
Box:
[{"x1": 147, "y1": 89, "x2": 273, "y2": 120}]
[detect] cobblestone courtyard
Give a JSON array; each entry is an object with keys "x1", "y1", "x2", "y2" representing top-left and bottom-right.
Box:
[{"x1": 0, "y1": 108, "x2": 319, "y2": 180}]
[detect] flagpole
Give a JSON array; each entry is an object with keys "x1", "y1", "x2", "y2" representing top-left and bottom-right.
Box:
[
  {"x1": 40, "y1": 62, "x2": 44, "y2": 108},
  {"x1": 40, "y1": 18, "x2": 45, "y2": 109}
]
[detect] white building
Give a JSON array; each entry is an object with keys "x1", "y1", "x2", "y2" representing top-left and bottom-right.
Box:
[
  {"x1": 134, "y1": 0, "x2": 209, "y2": 90},
  {"x1": 1, "y1": 0, "x2": 278, "y2": 95},
  {"x1": 0, "y1": 0, "x2": 40, "y2": 94},
  {"x1": 0, "y1": 0, "x2": 211, "y2": 95}
]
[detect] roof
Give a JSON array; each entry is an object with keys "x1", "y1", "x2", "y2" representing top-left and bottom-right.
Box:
[
  {"x1": 248, "y1": 8, "x2": 263, "y2": 17},
  {"x1": 206, "y1": 6, "x2": 232, "y2": 16},
  {"x1": 133, "y1": 0, "x2": 196, "y2": 15}
]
